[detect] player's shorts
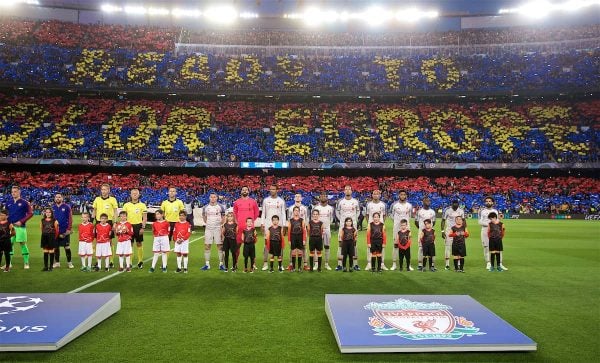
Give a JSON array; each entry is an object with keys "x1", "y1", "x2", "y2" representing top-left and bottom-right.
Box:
[
  {"x1": 369, "y1": 240, "x2": 383, "y2": 254},
  {"x1": 131, "y1": 224, "x2": 143, "y2": 243},
  {"x1": 153, "y1": 236, "x2": 170, "y2": 253},
  {"x1": 174, "y1": 240, "x2": 190, "y2": 255},
  {"x1": 95, "y1": 242, "x2": 112, "y2": 257},
  {"x1": 268, "y1": 240, "x2": 282, "y2": 256},
  {"x1": 489, "y1": 238, "x2": 503, "y2": 252},
  {"x1": 40, "y1": 233, "x2": 57, "y2": 250},
  {"x1": 116, "y1": 240, "x2": 133, "y2": 256},
  {"x1": 243, "y1": 243, "x2": 255, "y2": 259},
  {"x1": 168, "y1": 222, "x2": 176, "y2": 240},
  {"x1": 452, "y1": 242, "x2": 466, "y2": 257},
  {"x1": 481, "y1": 228, "x2": 489, "y2": 247},
  {"x1": 0, "y1": 238, "x2": 12, "y2": 252},
  {"x1": 290, "y1": 234, "x2": 304, "y2": 250},
  {"x1": 422, "y1": 242, "x2": 435, "y2": 257},
  {"x1": 322, "y1": 229, "x2": 331, "y2": 247},
  {"x1": 204, "y1": 226, "x2": 222, "y2": 245},
  {"x1": 309, "y1": 237, "x2": 323, "y2": 252},
  {"x1": 56, "y1": 234, "x2": 70, "y2": 247},
  {"x1": 78, "y1": 241, "x2": 93, "y2": 256},
  {"x1": 12, "y1": 226, "x2": 27, "y2": 243}
]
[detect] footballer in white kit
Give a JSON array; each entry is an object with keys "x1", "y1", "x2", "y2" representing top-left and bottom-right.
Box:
[
  {"x1": 478, "y1": 196, "x2": 507, "y2": 270},
  {"x1": 365, "y1": 190, "x2": 388, "y2": 270},
  {"x1": 261, "y1": 185, "x2": 287, "y2": 270},
  {"x1": 336, "y1": 185, "x2": 360, "y2": 271},
  {"x1": 441, "y1": 200, "x2": 465, "y2": 270},
  {"x1": 390, "y1": 190, "x2": 412, "y2": 270},
  {"x1": 313, "y1": 192, "x2": 335, "y2": 270},
  {"x1": 415, "y1": 197, "x2": 436, "y2": 270},
  {"x1": 202, "y1": 193, "x2": 226, "y2": 270}
]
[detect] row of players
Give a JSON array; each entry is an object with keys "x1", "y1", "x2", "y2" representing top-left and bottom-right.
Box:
[{"x1": 0, "y1": 184, "x2": 508, "y2": 273}]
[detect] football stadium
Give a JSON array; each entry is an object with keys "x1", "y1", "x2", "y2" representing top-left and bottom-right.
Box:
[{"x1": 0, "y1": 0, "x2": 598, "y2": 361}]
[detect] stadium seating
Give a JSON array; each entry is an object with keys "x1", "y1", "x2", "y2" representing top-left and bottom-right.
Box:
[
  {"x1": 1, "y1": 172, "x2": 598, "y2": 216},
  {"x1": 0, "y1": 96, "x2": 597, "y2": 163}
]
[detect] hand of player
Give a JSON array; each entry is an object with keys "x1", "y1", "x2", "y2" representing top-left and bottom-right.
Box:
[
  {"x1": 14, "y1": 221, "x2": 22, "y2": 227},
  {"x1": 65, "y1": 229, "x2": 72, "y2": 235},
  {"x1": 176, "y1": 239, "x2": 183, "y2": 244}
]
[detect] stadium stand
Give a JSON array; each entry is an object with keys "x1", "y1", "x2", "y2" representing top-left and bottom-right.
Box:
[
  {"x1": 0, "y1": 172, "x2": 597, "y2": 216},
  {"x1": 0, "y1": 95, "x2": 597, "y2": 163}
]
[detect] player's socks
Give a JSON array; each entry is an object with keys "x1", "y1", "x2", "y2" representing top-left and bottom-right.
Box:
[
  {"x1": 137, "y1": 246, "x2": 143, "y2": 264},
  {"x1": 218, "y1": 249, "x2": 224, "y2": 265},
  {"x1": 370, "y1": 256, "x2": 376, "y2": 271},
  {"x1": 21, "y1": 244, "x2": 30, "y2": 264},
  {"x1": 204, "y1": 250, "x2": 210, "y2": 266},
  {"x1": 161, "y1": 253, "x2": 168, "y2": 269},
  {"x1": 177, "y1": 256, "x2": 182, "y2": 269},
  {"x1": 269, "y1": 259, "x2": 274, "y2": 270},
  {"x1": 183, "y1": 256, "x2": 188, "y2": 269},
  {"x1": 324, "y1": 246, "x2": 330, "y2": 265},
  {"x1": 291, "y1": 256, "x2": 296, "y2": 270},
  {"x1": 309, "y1": 256, "x2": 314, "y2": 270},
  {"x1": 377, "y1": 256, "x2": 382, "y2": 271},
  {"x1": 119, "y1": 256, "x2": 124, "y2": 269},
  {"x1": 81, "y1": 257, "x2": 86, "y2": 268},
  {"x1": 460, "y1": 258, "x2": 465, "y2": 270},
  {"x1": 298, "y1": 256, "x2": 302, "y2": 270},
  {"x1": 43, "y1": 252, "x2": 49, "y2": 269},
  {"x1": 65, "y1": 248, "x2": 72, "y2": 263},
  {"x1": 55, "y1": 248, "x2": 60, "y2": 263},
  {"x1": 87, "y1": 256, "x2": 92, "y2": 268},
  {"x1": 495, "y1": 253, "x2": 501, "y2": 267},
  {"x1": 317, "y1": 256, "x2": 322, "y2": 270},
  {"x1": 453, "y1": 259, "x2": 459, "y2": 270},
  {"x1": 125, "y1": 256, "x2": 131, "y2": 268},
  {"x1": 49, "y1": 252, "x2": 55, "y2": 268},
  {"x1": 151, "y1": 253, "x2": 159, "y2": 269},
  {"x1": 483, "y1": 246, "x2": 490, "y2": 262},
  {"x1": 278, "y1": 260, "x2": 282, "y2": 269}
]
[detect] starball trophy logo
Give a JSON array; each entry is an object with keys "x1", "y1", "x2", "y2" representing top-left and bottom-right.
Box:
[{"x1": 364, "y1": 298, "x2": 485, "y2": 340}]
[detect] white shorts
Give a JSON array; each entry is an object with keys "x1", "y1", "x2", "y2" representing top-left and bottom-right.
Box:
[
  {"x1": 95, "y1": 243, "x2": 112, "y2": 258},
  {"x1": 481, "y1": 228, "x2": 489, "y2": 247},
  {"x1": 174, "y1": 240, "x2": 190, "y2": 254},
  {"x1": 153, "y1": 236, "x2": 171, "y2": 253},
  {"x1": 78, "y1": 241, "x2": 93, "y2": 256},
  {"x1": 204, "y1": 226, "x2": 222, "y2": 245},
  {"x1": 116, "y1": 240, "x2": 133, "y2": 256}
]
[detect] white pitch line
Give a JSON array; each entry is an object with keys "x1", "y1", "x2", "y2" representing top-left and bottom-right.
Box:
[{"x1": 68, "y1": 235, "x2": 205, "y2": 294}]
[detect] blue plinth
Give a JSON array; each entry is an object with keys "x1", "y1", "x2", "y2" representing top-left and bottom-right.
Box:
[{"x1": 325, "y1": 294, "x2": 536, "y2": 353}]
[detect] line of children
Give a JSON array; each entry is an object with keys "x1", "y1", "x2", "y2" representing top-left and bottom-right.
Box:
[
  {"x1": 308, "y1": 209, "x2": 324, "y2": 272},
  {"x1": 173, "y1": 211, "x2": 192, "y2": 273},
  {"x1": 150, "y1": 209, "x2": 170, "y2": 273},
  {"x1": 395, "y1": 219, "x2": 412, "y2": 271},
  {"x1": 77, "y1": 212, "x2": 94, "y2": 271},
  {"x1": 0, "y1": 209, "x2": 15, "y2": 272},
  {"x1": 221, "y1": 212, "x2": 239, "y2": 272},
  {"x1": 114, "y1": 211, "x2": 134, "y2": 272},
  {"x1": 40, "y1": 208, "x2": 59, "y2": 272},
  {"x1": 265, "y1": 215, "x2": 285, "y2": 273},
  {"x1": 366, "y1": 212, "x2": 386, "y2": 273},
  {"x1": 488, "y1": 212, "x2": 506, "y2": 272},
  {"x1": 288, "y1": 206, "x2": 306, "y2": 273},
  {"x1": 242, "y1": 217, "x2": 257, "y2": 273},
  {"x1": 419, "y1": 219, "x2": 437, "y2": 272},
  {"x1": 449, "y1": 216, "x2": 469, "y2": 272}
]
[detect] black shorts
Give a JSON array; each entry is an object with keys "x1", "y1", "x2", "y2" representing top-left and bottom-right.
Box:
[
  {"x1": 452, "y1": 242, "x2": 466, "y2": 257},
  {"x1": 56, "y1": 234, "x2": 70, "y2": 247},
  {"x1": 131, "y1": 224, "x2": 144, "y2": 243},
  {"x1": 422, "y1": 242, "x2": 435, "y2": 257},
  {"x1": 41, "y1": 233, "x2": 57, "y2": 249},
  {"x1": 223, "y1": 237, "x2": 237, "y2": 252},
  {"x1": 290, "y1": 234, "x2": 304, "y2": 250},
  {"x1": 341, "y1": 240, "x2": 354, "y2": 257},
  {"x1": 309, "y1": 237, "x2": 323, "y2": 252},
  {"x1": 269, "y1": 240, "x2": 282, "y2": 256},
  {"x1": 370, "y1": 240, "x2": 383, "y2": 254},
  {"x1": 243, "y1": 243, "x2": 255, "y2": 259},
  {"x1": 169, "y1": 222, "x2": 177, "y2": 240},
  {"x1": 489, "y1": 238, "x2": 504, "y2": 251}
]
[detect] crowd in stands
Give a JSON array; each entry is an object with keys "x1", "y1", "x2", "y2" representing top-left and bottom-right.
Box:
[
  {"x1": 183, "y1": 24, "x2": 600, "y2": 47},
  {"x1": 0, "y1": 95, "x2": 597, "y2": 163},
  {"x1": 1, "y1": 18, "x2": 598, "y2": 50},
  {"x1": 1, "y1": 172, "x2": 598, "y2": 217},
  {"x1": 0, "y1": 44, "x2": 597, "y2": 93}
]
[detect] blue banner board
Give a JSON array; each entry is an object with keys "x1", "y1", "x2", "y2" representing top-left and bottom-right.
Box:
[
  {"x1": 0, "y1": 293, "x2": 120, "y2": 351},
  {"x1": 325, "y1": 294, "x2": 536, "y2": 353}
]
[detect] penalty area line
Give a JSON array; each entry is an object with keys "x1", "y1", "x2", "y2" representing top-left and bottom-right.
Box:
[{"x1": 68, "y1": 235, "x2": 205, "y2": 294}]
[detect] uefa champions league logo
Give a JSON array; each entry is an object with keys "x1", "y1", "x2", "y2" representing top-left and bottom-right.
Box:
[
  {"x1": 365, "y1": 298, "x2": 485, "y2": 340},
  {"x1": 0, "y1": 296, "x2": 44, "y2": 316}
]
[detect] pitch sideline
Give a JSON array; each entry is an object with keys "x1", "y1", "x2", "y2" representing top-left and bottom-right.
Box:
[{"x1": 68, "y1": 235, "x2": 205, "y2": 293}]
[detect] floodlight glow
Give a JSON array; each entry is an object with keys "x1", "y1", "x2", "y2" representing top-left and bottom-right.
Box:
[
  {"x1": 0, "y1": 0, "x2": 39, "y2": 6},
  {"x1": 148, "y1": 7, "x2": 169, "y2": 16},
  {"x1": 204, "y1": 5, "x2": 238, "y2": 23},
  {"x1": 499, "y1": 0, "x2": 600, "y2": 15},
  {"x1": 124, "y1": 6, "x2": 147, "y2": 15},
  {"x1": 101, "y1": 4, "x2": 122, "y2": 13},
  {"x1": 396, "y1": 7, "x2": 439, "y2": 22},
  {"x1": 363, "y1": 6, "x2": 393, "y2": 26},
  {"x1": 240, "y1": 12, "x2": 259, "y2": 19},
  {"x1": 172, "y1": 8, "x2": 202, "y2": 18}
]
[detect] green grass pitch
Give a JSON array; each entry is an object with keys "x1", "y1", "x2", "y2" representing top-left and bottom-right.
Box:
[{"x1": 1, "y1": 217, "x2": 599, "y2": 362}]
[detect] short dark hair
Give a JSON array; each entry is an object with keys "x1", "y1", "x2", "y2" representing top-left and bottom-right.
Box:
[
  {"x1": 272, "y1": 215, "x2": 279, "y2": 220},
  {"x1": 488, "y1": 212, "x2": 498, "y2": 219}
]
